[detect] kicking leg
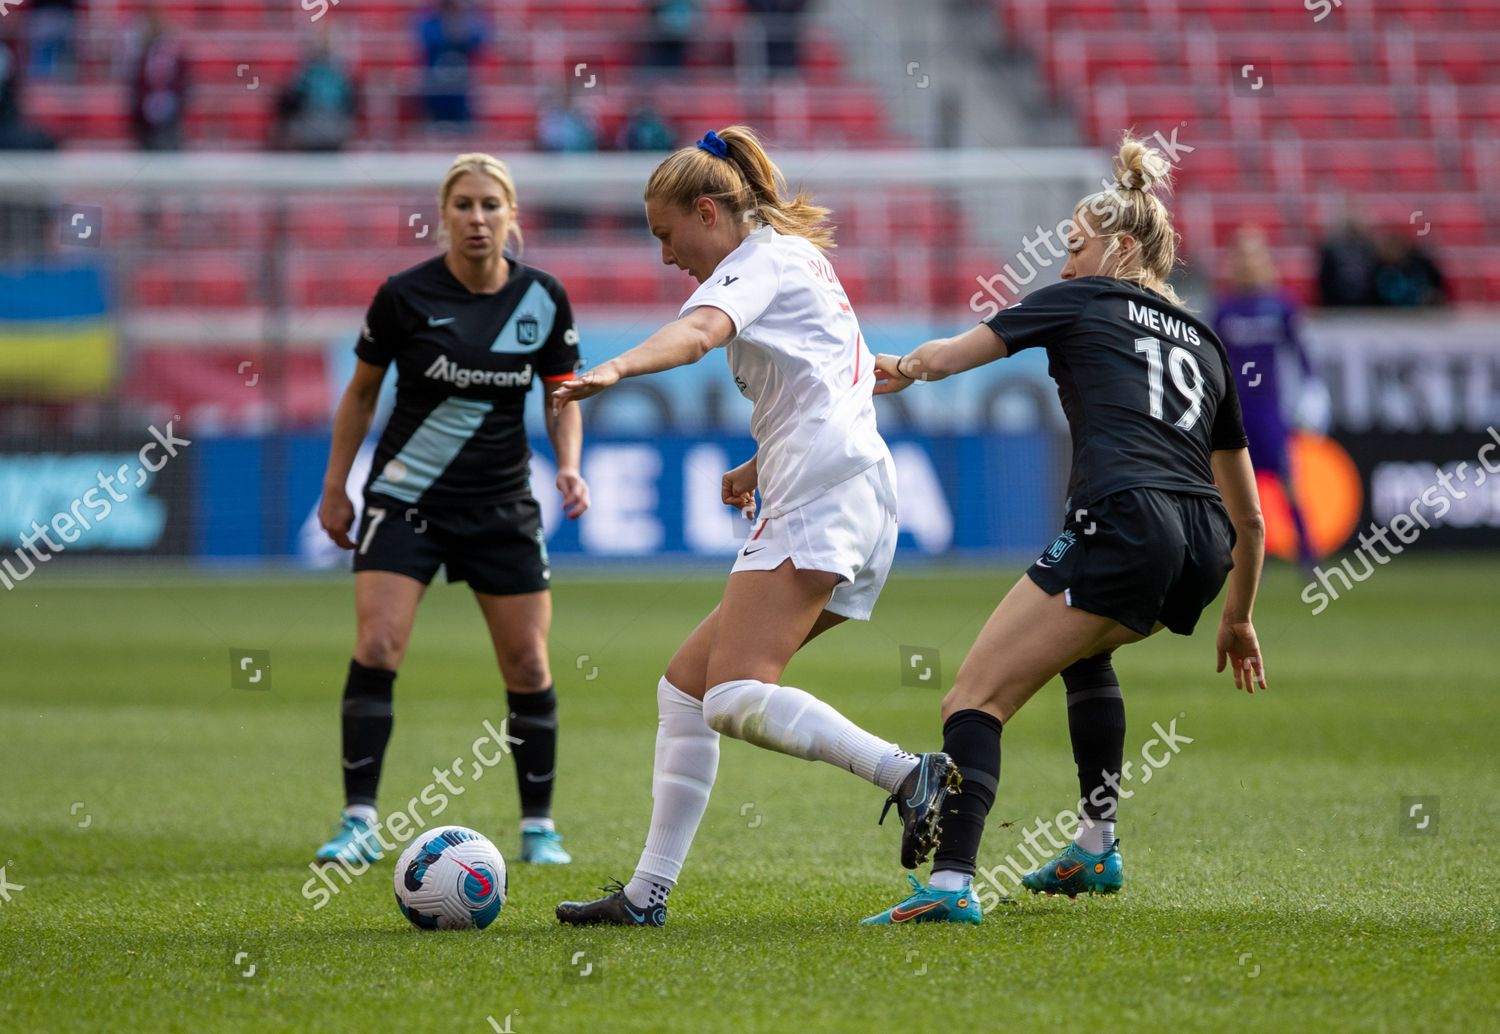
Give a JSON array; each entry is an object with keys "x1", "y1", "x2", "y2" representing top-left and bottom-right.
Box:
[{"x1": 700, "y1": 561, "x2": 919, "y2": 793}]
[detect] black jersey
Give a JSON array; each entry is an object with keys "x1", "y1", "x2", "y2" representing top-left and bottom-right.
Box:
[
  {"x1": 354, "y1": 255, "x2": 581, "y2": 506},
  {"x1": 986, "y1": 276, "x2": 1248, "y2": 510}
]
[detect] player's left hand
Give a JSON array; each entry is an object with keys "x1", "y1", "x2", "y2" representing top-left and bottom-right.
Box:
[
  {"x1": 873, "y1": 353, "x2": 914, "y2": 395},
  {"x1": 557, "y1": 468, "x2": 590, "y2": 519},
  {"x1": 1216, "y1": 618, "x2": 1267, "y2": 693},
  {"x1": 552, "y1": 363, "x2": 621, "y2": 411},
  {"x1": 722, "y1": 458, "x2": 758, "y2": 519}
]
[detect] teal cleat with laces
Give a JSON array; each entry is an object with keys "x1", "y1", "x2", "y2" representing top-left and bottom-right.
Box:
[
  {"x1": 313, "y1": 807, "x2": 384, "y2": 865},
  {"x1": 520, "y1": 824, "x2": 572, "y2": 864},
  {"x1": 1021, "y1": 841, "x2": 1124, "y2": 897},
  {"x1": 861, "y1": 873, "x2": 984, "y2": 926}
]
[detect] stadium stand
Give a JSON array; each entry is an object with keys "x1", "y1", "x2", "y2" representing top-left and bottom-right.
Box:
[
  {"x1": 2, "y1": 0, "x2": 1488, "y2": 430},
  {"x1": 1001, "y1": 0, "x2": 1499, "y2": 303},
  {"x1": 27, "y1": 0, "x2": 891, "y2": 150}
]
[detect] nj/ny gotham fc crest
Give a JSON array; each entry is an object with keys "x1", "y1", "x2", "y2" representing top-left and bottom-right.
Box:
[
  {"x1": 1044, "y1": 529, "x2": 1077, "y2": 563},
  {"x1": 516, "y1": 314, "x2": 540, "y2": 345}
]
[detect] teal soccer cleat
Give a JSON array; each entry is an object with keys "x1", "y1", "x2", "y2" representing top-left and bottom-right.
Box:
[
  {"x1": 313, "y1": 808, "x2": 384, "y2": 865},
  {"x1": 861, "y1": 873, "x2": 984, "y2": 926},
  {"x1": 520, "y1": 825, "x2": 573, "y2": 864},
  {"x1": 1021, "y1": 841, "x2": 1124, "y2": 897}
]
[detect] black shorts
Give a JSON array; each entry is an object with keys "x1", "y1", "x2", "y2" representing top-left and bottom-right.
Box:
[
  {"x1": 351, "y1": 491, "x2": 550, "y2": 596},
  {"x1": 1026, "y1": 488, "x2": 1235, "y2": 636}
]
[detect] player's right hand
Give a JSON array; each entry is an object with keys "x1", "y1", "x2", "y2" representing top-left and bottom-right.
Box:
[
  {"x1": 319, "y1": 490, "x2": 357, "y2": 550},
  {"x1": 552, "y1": 363, "x2": 621, "y2": 411},
  {"x1": 873, "y1": 353, "x2": 914, "y2": 395},
  {"x1": 1215, "y1": 618, "x2": 1267, "y2": 693}
]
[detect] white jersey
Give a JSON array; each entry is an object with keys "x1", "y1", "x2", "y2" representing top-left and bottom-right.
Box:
[{"x1": 680, "y1": 225, "x2": 890, "y2": 518}]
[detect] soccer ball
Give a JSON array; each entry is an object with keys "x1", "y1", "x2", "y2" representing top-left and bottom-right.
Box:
[{"x1": 393, "y1": 825, "x2": 507, "y2": 930}]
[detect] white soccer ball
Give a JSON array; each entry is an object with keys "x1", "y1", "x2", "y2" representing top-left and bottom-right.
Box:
[{"x1": 393, "y1": 825, "x2": 507, "y2": 930}]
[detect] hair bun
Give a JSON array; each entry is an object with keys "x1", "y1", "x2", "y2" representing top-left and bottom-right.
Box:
[{"x1": 1113, "y1": 134, "x2": 1173, "y2": 194}]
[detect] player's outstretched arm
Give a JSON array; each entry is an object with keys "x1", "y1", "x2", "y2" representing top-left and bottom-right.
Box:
[
  {"x1": 319, "y1": 359, "x2": 386, "y2": 549},
  {"x1": 1211, "y1": 447, "x2": 1268, "y2": 692},
  {"x1": 552, "y1": 306, "x2": 735, "y2": 410},
  {"x1": 873, "y1": 323, "x2": 1008, "y2": 394}
]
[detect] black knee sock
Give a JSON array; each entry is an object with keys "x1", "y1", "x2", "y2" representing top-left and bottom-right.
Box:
[
  {"x1": 932, "y1": 709, "x2": 1003, "y2": 877},
  {"x1": 1062, "y1": 653, "x2": 1126, "y2": 826},
  {"x1": 341, "y1": 659, "x2": 396, "y2": 808},
  {"x1": 507, "y1": 686, "x2": 558, "y2": 821}
]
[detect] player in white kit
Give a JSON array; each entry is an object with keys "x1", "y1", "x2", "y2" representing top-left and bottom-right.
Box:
[{"x1": 552, "y1": 126, "x2": 959, "y2": 926}]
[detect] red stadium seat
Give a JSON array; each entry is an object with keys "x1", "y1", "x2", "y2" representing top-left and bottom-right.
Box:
[{"x1": 1000, "y1": 0, "x2": 1490, "y2": 308}]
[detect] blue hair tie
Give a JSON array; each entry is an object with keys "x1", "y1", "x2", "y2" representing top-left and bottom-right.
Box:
[{"x1": 696, "y1": 130, "x2": 730, "y2": 159}]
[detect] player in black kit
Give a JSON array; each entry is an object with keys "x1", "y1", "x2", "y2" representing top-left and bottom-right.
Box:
[
  {"x1": 863, "y1": 134, "x2": 1268, "y2": 925},
  {"x1": 313, "y1": 153, "x2": 587, "y2": 868}
]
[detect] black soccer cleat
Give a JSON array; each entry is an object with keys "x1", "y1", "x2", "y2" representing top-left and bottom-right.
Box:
[
  {"x1": 878, "y1": 751, "x2": 962, "y2": 870},
  {"x1": 556, "y1": 880, "x2": 666, "y2": 928}
]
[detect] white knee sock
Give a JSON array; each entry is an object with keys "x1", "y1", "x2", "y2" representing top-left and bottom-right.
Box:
[
  {"x1": 625, "y1": 676, "x2": 720, "y2": 907},
  {"x1": 702, "y1": 678, "x2": 917, "y2": 793}
]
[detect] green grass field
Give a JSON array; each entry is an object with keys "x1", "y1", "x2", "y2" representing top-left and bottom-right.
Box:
[{"x1": 2, "y1": 558, "x2": 1497, "y2": 1033}]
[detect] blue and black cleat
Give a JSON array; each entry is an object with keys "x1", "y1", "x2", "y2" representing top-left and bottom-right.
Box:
[
  {"x1": 879, "y1": 752, "x2": 962, "y2": 870},
  {"x1": 556, "y1": 880, "x2": 665, "y2": 927}
]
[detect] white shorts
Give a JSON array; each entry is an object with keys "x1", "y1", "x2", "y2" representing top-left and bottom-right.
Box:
[{"x1": 730, "y1": 456, "x2": 898, "y2": 621}]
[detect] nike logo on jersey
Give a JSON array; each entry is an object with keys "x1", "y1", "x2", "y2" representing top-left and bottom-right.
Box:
[
  {"x1": 427, "y1": 315, "x2": 457, "y2": 327},
  {"x1": 743, "y1": 546, "x2": 765, "y2": 556},
  {"x1": 719, "y1": 275, "x2": 739, "y2": 286}
]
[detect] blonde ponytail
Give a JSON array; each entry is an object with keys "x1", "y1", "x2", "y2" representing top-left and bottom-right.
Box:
[{"x1": 644, "y1": 124, "x2": 836, "y2": 252}]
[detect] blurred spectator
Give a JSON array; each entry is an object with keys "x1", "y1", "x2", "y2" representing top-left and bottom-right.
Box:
[
  {"x1": 275, "y1": 35, "x2": 358, "y2": 152},
  {"x1": 645, "y1": 0, "x2": 697, "y2": 70},
  {"x1": 1370, "y1": 228, "x2": 1447, "y2": 307},
  {"x1": 745, "y1": 0, "x2": 810, "y2": 75},
  {"x1": 616, "y1": 99, "x2": 674, "y2": 152},
  {"x1": 0, "y1": 20, "x2": 57, "y2": 149},
  {"x1": 129, "y1": 10, "x2": 188, "y2": 150},
  {"x1": 1214, "y1": 227, "x2": 1325, "y2": 568},
  {"x1": 536, "y1": 95, "x2": 599, "y2": 153},
  {"x1": 1316, "y1": 216, "x2": 1378, "y2": 307},
  {"x1": 417, "y1": 0, "x2": 486, "y2": 127},
  {"x1": 25, "y1": 0, "x2": 77, "y2": 81}
]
